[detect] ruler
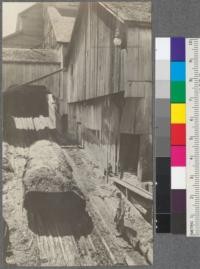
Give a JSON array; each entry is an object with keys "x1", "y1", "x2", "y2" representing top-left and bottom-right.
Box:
[{"x1": 186, "y1": 38, "x2": 200, "y2": 237}]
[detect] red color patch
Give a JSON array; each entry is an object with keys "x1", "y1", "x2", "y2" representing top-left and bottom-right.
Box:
[{"x1": 171, "y1": 124, "x2": 186, "y2": 145}]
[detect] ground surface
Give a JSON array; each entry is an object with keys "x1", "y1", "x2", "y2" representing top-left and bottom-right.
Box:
[{"x1": 3, "y1": 120, "x2": 152, "y2": 266}]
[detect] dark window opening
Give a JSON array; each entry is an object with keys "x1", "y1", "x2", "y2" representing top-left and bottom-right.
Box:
[{"x1": 119, "y1": 133, "x2": 140, "y2": 175}]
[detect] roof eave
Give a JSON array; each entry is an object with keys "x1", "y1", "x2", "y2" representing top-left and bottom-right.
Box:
[
  {"x1": 98, "y1": 2, "x2": 125, "y2": 23},
  {"x1": 125, "y1": 20, "x2": 151, "y2": 27},
  {"x1": 98, "y1": 2, "x2": 151, "y2": 26},
  {"x1": 3, "y1": 31, "x2": 23, "y2": 41}
]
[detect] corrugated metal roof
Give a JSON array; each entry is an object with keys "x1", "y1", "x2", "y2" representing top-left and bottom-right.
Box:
[
  {"x1": 3, "y1": 48, "x2": 61, "y2": 63},
  {"x1": 47, "y1": 7, "x2": 76, "y2": 43},
  {"x1": 99, "y1": 1, "x2": 151, "y2": 23}
]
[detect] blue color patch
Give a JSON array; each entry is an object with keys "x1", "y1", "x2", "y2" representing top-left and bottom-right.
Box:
[{"x1": 171, "y1": 62, "x2": 186, "y2": 81}]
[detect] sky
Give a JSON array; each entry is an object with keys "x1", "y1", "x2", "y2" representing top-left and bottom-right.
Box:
[{"x1": 3, "y1": 2, "x2": 35, "y2": 37}]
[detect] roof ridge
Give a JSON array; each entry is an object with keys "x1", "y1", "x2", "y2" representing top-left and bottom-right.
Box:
[{"x1": 19, "y1": 3, "x2": 42, "y2": 17}]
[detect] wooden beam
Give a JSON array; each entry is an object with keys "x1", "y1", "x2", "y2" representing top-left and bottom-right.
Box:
[
  {"x1": 9, "y1": 68, "x2": 64, "y2": 90},
  {"x1": 111, "y1": 177, "x2": 152, "y2": 201}
]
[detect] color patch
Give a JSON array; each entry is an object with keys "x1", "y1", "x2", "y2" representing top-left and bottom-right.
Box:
[
  {"x1": 171, "y1": 213, "x2": 186, "y2": 234},
  {"x1": 171, "y1": 167, "x2": 186, "y2": 189},
  {"x1": 156, "y1": 117, "x2": 170, "y2": 137},
  {"x1": 171, "y1": 81, "x2": 186, "y2": 103},
  {"x1": 171, "y1": 104, "x2": 186, "y2": 123},
  {"x1": 156, "y1": 38, "x2": 170, "y2": 60},
  {"x1": 155, "y1": 38, "x2": 171, "y2": 233},
  {"x1": 155, "y1": 80, "x2": 170, "y2": 99},
  {"x1": 156, "y1": 137, "x2": 170, "y2": 157},
  {"x1": 171, "y1": 146, "x2": 186, "y2": 166},
  {"x1": 156, "y1": 158, "x2": 171, "y2": 232},
  {"x1": 156, "y1": 99, "x2": 170, "y2": 117},
  {"x1": 156, "y1": 214, "x2": 171, "y2": 233},
  {"x1": 170, "y1": 37, "x2": 186, "y2": 235},
  {"x1": 171, "y1": 62, "x2": 186, "y2": 81},
  {"x1": 171, "y1": 190, "x2": 186, "y2": 213},
  {"x1": 171, "y1": 124, "x2": 186, "y2": 145},
  {"x1": 171, "y1": 37, "x2": 185, "y2": 61},
  {"x1": 156, "y1": 61, "x2": 170, "y2": 80}
]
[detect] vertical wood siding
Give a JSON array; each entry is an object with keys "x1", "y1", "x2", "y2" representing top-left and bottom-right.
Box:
[
  {"x1": 65, "y1": 4, "x2": 152, "y2": 182},
  {"x1": 125, "y1": 26, "x2": 152, "y2": 98},
  {"x1": 2, "y1": 62, "x2": 61, "y2": 98},
  {"x1": 67, "y1": 94, "x2": 152, "y2": 182},
  {"x1": 43, "y1": 8, "x2": 57, "y2": 49},
  {"x1": 66, "y1": 3, "x2": 122, "y2": 103},
  {"x1": 68, "y1": 96, "x2": 120, "y2": 170}
]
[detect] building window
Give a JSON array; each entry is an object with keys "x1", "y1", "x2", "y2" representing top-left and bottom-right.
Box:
[{"x1": 119, "y1": 133, "x2": 140, "y2": 175}]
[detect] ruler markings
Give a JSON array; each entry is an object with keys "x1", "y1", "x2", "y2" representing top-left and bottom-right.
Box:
[{"x1": 186, "y1": 38, "x2": 200, "y2": 237}]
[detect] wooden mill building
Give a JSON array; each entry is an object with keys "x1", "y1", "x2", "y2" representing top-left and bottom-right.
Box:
[
  {"x1": 3, "y1": 2, "x2": 79, "y2": 132},
  {"x1": 64, "y1": 2, "x2": 152, "y2": 183},
  {"x1": 3, "y1": 2, "x2": 152, "y2": 185}
]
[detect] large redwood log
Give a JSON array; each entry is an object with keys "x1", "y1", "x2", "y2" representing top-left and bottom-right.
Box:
[{"x1": 23, "y1": 140, "x2": 86, "y2": 212}]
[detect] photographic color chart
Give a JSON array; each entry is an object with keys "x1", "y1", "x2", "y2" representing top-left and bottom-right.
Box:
[
  {"x1": 155, "y1": 38, "x2": 171, "y2": 233},
  {"x1": 170, "y1": 37, "x2": 186, "y2": 234},
  {"x1": 156, "y1": 37, "x2": 200, "y2": 235}
]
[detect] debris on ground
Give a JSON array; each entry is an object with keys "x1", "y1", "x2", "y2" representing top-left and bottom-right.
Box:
[
  {"x1": 65, "y1": 148, "x2": 153, "y2": 265},
  {"x1": 3, "y1": 143, "x2": 39, "y2": 266},
  {"x1": 3, "y1": 139, "x2": 152, "y2": 266}
]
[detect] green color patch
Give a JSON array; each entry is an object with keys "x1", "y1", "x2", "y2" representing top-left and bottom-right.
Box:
[{"x1": 171, "y1": 81, "x2": 186, "y2": 103}]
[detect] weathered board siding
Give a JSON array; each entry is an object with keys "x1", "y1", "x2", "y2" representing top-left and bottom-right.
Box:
[
  {"x1": 68, "y1": 96, "x2": 120, "y2": 169},
  {"x1": 65, "y1": 4, "x2": 151, "y2": 103},
  {"x1": 58, "y1": 70, "x2": 68, "y2": 115},
  {"x1": 65, "y1": 3, "x2": 152, "y2": 182},
  {"x1": 2, "y1": 62, "x2": 61, "y2": 98},
  {"x1": 43, "y1": 7, "x2": 58, "y2": 49},
  {"x1": 68, "y1": 94, "x2": 152, "y2": 181},
  {"x1": 125, "y1": 26, "x2": 152, "y2": 98},
  {"x1": 66, "y1": 3, "x2": 123, "y2": 103}
]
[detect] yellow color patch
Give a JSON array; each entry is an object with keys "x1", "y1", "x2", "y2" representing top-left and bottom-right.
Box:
[{"x1": 171, "y1": 104, "x2": 186, "y2": 123}]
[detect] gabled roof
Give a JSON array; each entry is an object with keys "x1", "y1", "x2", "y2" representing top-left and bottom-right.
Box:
[
  {"x1": 3, "y1": 2, "x2": 79, "y2": 48},
  {"x1": 3, "y1": 48, "x2": 61, "y2": 64},
  {"x1": 47, "y1": 6, "x2": 76, "y2": 43},
  {"x1": 18, "y1": 3, "x2": 41, "y2": 16},
  {"x1": 65, "y1": 1, "x2": 151, "y2": 64},
  {"x1": 99, "y1": 1, "x2": 151, "y2": 24}
]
